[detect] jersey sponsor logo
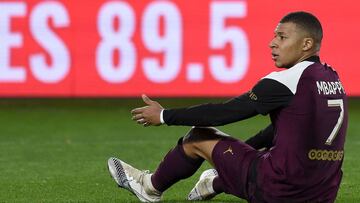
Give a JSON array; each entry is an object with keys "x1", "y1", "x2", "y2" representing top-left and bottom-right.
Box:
[
  {"x1": 223, "y1": 146, "x2": 234, "y2": 155},
  {"x1": 308, "y1": 149, "x2": 344, "y2": 161},
  {"x1": 248, "y1": 91, "x2": 258, "y2": 101},
  {"x1": 316, "y1": 80, "x2": 345, "y2": 95}
]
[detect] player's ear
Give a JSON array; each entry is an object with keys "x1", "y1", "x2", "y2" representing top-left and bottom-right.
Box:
[{"x1": 302, "y1": 37, "x2": 314, "y2": 51}]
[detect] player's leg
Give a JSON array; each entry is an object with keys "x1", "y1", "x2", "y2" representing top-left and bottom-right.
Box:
[
  {"x1": 108, "y1": 127, "x2": 253, "y2": 202},
  {"x1": 150, "y1": 127, "x2": 226, "y2": 193},
  {"x1": 179, "y1": 127, "x2": 230, "y2": 200},
  {"x1": 185, "y1": 127, "x2": 259, "y2": 201},
  {"x1": 107, "y1": 127, "x2": 226, "y2": 202},
  {"x1": 151, "y1": 127, "x2": 237, "y2": 200}
]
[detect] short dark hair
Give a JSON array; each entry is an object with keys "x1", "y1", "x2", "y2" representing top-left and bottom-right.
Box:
[{"x1": 280, "y1": 11, "x2": 323, "y2": 51}]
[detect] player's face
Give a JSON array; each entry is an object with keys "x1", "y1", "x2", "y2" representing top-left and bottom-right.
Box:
[{"x1": 269, "y1": 22, "x2": 308, "y2": 68}]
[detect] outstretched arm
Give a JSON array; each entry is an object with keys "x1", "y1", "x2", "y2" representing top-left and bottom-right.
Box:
[
  {"x1": 131, "y1": 93, "x2": 259, "y2": 127},
  {"x1": 131, "y1": 78, "x2": 294, "y2": 127},
  {"x1": 162, "y1": 94, "x2": 258, "y2": 126}
]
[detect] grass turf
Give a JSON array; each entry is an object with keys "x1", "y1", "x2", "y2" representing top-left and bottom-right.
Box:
[{"x1": 0, "y1": 98, "x2": 359, "y2": 202}]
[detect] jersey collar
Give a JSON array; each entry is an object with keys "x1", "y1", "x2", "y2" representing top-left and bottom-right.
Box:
[{"x1": 304, "y1": 55, "x2": 320, "y2": 63}]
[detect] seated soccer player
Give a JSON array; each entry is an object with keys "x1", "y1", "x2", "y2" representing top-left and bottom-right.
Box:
[{"x1": 107, "y1": 11, "x2": 348, "y2": 202}]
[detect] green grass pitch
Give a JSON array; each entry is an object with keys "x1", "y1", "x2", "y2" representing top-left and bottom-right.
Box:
[{"x1": 0, "y1": 98, "x2": 359, "y2": 202}]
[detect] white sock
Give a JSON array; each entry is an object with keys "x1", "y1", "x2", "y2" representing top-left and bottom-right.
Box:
[{"x1": 144, "y1": 174, "x2": 162, "y2": 196}]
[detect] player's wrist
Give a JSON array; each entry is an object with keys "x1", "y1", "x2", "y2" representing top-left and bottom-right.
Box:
[{"x1": 160, "y1": 109, "x2": 165, "y2": 124}]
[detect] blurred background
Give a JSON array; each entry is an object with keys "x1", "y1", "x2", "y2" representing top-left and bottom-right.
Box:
[
  {"x1": 1, "y1": 0, "x2": 359, "y2": 97},
  {"x1": 0, "y1": 0, "x2": 359, "y2": 202}
]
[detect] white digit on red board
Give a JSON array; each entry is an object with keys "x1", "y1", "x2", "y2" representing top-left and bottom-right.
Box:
[
  {"x1": 30, "y1": 1, "x2": 70, "y2": 83},
  {"x1": 209, "y1": 1, "x2": 249, "y2": 83},
  {"x1": 142, "y1": 1, "x2": 182, "y2": 83},
  {"x1": 0, "y1": 2, "x2": 26, "y2": 82},
  {"x1": 96, "y1": 1, "x2": 136, "y2": 83}
]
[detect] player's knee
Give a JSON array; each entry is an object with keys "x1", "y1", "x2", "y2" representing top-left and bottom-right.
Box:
[
  {"x1": 182, "y1": 127, "x2": 227, "y2": 146},
  {"x1": 179, "y1": 127, "x2": 211, "y2": 155},
  {"x1": 183, "y1": 127, "x2": 214, "y2": 143},
  {"x1": 181, "y1": 127, "x2": 225, "y2": 160}
]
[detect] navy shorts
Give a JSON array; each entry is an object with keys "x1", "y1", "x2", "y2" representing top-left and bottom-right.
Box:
[{"x1": 212, "y1": 136, "x2": 258, "y2": 200}]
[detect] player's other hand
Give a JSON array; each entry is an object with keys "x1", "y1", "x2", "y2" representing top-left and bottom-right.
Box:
[{"x1": 131, "y1": 94, "x2": 164, "y2": 127}]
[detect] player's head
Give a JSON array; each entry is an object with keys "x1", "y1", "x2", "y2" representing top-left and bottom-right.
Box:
[{"x1": 269, "y1": 11, "x2": 323, "y2": 68}]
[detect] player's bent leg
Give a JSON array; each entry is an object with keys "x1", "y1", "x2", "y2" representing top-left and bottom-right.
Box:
[
  {"x1": 182, "y1": 127, "x2": 230, "y2": 200},
  {"x1": 107, "y1": 127, "x2": 230, "y2": 202},
  {"x1": 184, "y1": 127, "x2": 259, "y2": 201},
  {"x1": 182, "y1": 127, "x2": 230, "y2": 164},
  {"x1": 150, "y1": 138, "x2": 205, "y2": 193},
  {"x1": 107, "y1": 157, "x2": 162, "y2": 202},
  {"x1": 149, "y1": 127, "x2": 226, "y2": 199},
  {"x1": 188, "y1": 169, "x2": 219, "y2": 200}
]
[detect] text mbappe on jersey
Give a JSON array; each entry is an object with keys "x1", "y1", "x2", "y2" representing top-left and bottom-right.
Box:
[{"x1": 316, "y1": 80, "x2": 345, "y2": 95}]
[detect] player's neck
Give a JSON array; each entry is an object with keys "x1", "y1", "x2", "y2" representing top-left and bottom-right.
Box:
[{"x1": 296, "y1": 51, "x2": 319, "y2": 65}]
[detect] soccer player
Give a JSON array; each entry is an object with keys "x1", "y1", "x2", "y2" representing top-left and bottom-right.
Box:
[{"x1": 107, "y1": 11, "x2": 348, "y2": 202}]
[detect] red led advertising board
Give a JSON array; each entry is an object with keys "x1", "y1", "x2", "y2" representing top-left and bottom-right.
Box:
[{"x1": 0, "y1": 0, "x2": 359, "y2": 97}]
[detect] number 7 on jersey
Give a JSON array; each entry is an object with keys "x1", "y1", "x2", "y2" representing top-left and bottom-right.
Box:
[{"x1": 326, "y1": 99, "x2": 344, "y2": 145}]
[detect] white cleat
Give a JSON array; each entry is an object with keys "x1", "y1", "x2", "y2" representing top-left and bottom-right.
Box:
[
  {"x1": 107, "y1": 157, "x2": 162, "y2": 202},
  {"x1": 188, "y1": 169, "x2": 218, "y2": 201}
]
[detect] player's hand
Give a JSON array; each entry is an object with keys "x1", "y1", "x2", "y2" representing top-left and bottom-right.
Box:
[{"x1": 131, "y1": 94, "x2": 164, "y2": 127}]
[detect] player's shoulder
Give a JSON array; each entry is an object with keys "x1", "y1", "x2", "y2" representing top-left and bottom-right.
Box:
[
  {"x1": 263, "y1": 61, "x2": 315, "y2": 94},
  {"x1": 301, "y1": 61, "x2": 341, "y2": 84}
]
